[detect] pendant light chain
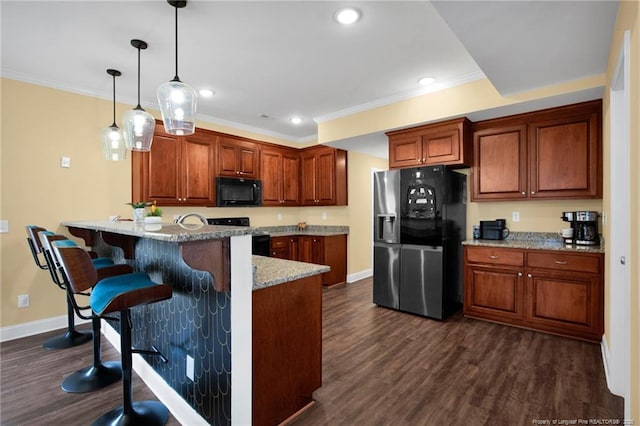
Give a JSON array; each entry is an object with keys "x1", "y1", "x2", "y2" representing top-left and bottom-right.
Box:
[
  {"x1": 111, "y1": 72, "x2": 117, "y2": 127},
  {"x1": 136, "y1": 44, "x2": 142, "y2": 109},
  {"x1": 173, "y1": 5, "x2": 180, "y2": 81}
]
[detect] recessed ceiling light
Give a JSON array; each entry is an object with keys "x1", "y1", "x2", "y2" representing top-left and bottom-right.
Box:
[
  {"x1": 418, "y1": 77, "x2": 435, "y2": 86},
  {"x1": 290, "y1": 116, "x2": 302, "y2": 125},
  {"x1": 335, "y1": 8, "x2": 361, "y2": 25},
  {"x1": 199, "y1": 88, "x2": 215, "y2": 97}
]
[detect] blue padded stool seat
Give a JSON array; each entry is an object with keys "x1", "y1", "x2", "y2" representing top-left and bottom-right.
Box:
[
  {"x1": 90, "y1": 272, "x2": 157, "y2": 315},
  {"x1": 92, "y1": 257, "x2": 115, "y2": 268}
]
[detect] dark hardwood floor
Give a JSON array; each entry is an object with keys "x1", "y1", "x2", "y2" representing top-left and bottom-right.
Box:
[
  {"x1": 292, "y1": 278, "x2": 623, "y2": 425},
  {"x1": 1, "y1": 278, "x2": 623, "y2": 425}
]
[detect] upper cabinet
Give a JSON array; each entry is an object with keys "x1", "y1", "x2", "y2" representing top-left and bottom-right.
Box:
[
  {"x1": 472, "y1": 100, "x2": 602, "y2": 201},
  {"x1": 261, "y1": 146, "x2": 299, "y2": 206},
  {"x1": 132, "y1": 127, "x2": 349, "y2": 208},
  {"x1": 132, "y1": 122, "x2": 216, "y2": 206},
  {"x1": 299, "y1": 146, "x2": 348, "y2": 206},
  {"x1": 387, "y1": 117, "x2": 472, "y2": 169},
  {"x1": 216, "y1": 135, "x2": 260, "y2": 179}
]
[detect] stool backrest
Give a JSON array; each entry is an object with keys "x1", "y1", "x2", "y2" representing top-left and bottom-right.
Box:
[
  {"x1": 39, "y1": 232, "x2": 69, "y2": 286},
  {"x1": 25, "y1": 225, "x2": 48, "y2": 269},
  {"x1": 52, "y1": 240, "x2": 98, "y2": 294}
]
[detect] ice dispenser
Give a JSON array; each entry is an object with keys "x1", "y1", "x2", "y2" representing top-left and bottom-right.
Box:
[{"x1": 376, "y1": 214, "x2": 398, "y2": 243}]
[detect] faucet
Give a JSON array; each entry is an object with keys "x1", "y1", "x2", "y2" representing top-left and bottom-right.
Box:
[{"x1": 174, "y1": 212, "x2": 208, "y2": 225}]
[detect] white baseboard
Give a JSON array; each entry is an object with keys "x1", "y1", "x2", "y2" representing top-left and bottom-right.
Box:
[
  {"x1": 600, "y1": 336, "x2": 613, "y2": 392},
  {"x1": 101, "y1": 321, "x2": 208, "y2": 426},
  {"x1": 347, "y1": 268, "x2": 372, "y2": 283},
  {"x1": 0, "y1": 314, "x2": 90, "y2": 342}
]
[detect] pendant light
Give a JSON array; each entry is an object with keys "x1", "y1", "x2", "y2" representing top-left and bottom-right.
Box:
[
  {"x1": 101, "y1": 69, "x2": 127, "y2": 161},
  {"x1": 123, "y1": 39, "x2": 155, "y2": 151},
  {"x1": 157, "y1": 0, "x2": 197, "y2": 136}
]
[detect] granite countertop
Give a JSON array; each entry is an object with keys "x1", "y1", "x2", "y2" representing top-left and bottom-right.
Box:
[
  {"x1": 462, "y1": 232, "x2": 604, "y2": 254},
  {"x1": 252, "y1": 255, "x2": 329, "y2": 290},
  {"x1": 258, "y1": 224, "x2": 349, "y2": 237},
  {"x1": 62, "y1": 220, "x2": 260, "y2": 243}
]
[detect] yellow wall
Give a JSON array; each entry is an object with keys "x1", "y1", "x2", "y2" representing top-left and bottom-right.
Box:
[
  {"x1": 603, "y1": 1, "x2": 640, "y2": 421},
  {"x1": 317, "y1": 75, "x2": 605, "y2": 143}
]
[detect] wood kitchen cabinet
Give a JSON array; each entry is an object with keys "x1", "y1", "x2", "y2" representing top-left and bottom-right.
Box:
[
  {"x1": 299, "y1": 234, "x2": 347, "y2": 287},
  {"x1": 471, "y1": 100, "x2": 602, "y2": 201},
  {"x1": 253, "y1": 274, "x2": 322, "y2": 426},
  {"x1": 260, "y1": 146, "x2": 299, "y2": 206},
  {"x1": 216, "y1": 134, "x2": 260, "y2": 179},
  {"x1": 463, "y1": 245, "x2": 604, "y2": 342},
  {"x1": 271, "y1": 234, "x2": 347, "y2": 286},
  {"x1": 387, "y1": 117, "x2": 472, "y2": 169},
  {"x1": 131, "y1": 122, "x2": 216, "y2": 206},
  {"x1": 270, "y1": 236, "x2": 299, "y2": 260},
  {"x1": 463, "y1": 247, "x2": 525, "y2": 323},
  {"x1": 299, "y1": 146, "x2": 348, "y2": 206}
]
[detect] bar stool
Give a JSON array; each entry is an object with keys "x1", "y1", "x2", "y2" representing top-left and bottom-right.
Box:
[
  {"x1": 40, "y1": 232, "x2": 132, "y2": 393},
  {"x1": 25, "y1": 225, "x2": 92, "y2": 349},
  {"x1": 53, "y1": 239, "x2": 173, "y2": 426}
]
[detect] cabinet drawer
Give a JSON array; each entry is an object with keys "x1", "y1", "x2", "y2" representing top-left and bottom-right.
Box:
[
  {"x1": 270, "y1": 237, "x2": 289, "y2": 249},
  {"x1": 465, "y1": 246, "x2": 524, "y2": 267},
  {"x1": 526, "y1": 252, "x2": 600, "y2": 274}
]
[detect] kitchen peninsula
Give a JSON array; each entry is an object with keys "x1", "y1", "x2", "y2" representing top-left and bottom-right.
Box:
[{"x1": 62, "y1": 220, "x2": 328, "y2": 426}]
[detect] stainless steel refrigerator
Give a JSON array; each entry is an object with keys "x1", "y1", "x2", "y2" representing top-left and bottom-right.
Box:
[
  {"x1": 373, "y1": 169, "x2": 401, "y2": 310},
  {"x1": 373, "y1": 166, "x2": 466, "y2": 320}
]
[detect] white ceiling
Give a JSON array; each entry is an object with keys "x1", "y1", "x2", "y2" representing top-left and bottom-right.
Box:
[{"x1": 1, "y1": 1, "x2": 618, "y2": 159}]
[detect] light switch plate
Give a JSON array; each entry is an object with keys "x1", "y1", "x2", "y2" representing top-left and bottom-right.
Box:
[
  {"x1": 0, "y1": 220, "x2": 8, "y2": 233},
  {"x1": 60, "y1": 156, "x2": 71, "y2": 168}
]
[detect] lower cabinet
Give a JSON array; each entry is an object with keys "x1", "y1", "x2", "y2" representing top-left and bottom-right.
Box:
[
  {"x1": 270, "y1": 234, "x2": 347, "y2": 286},
  {"x1": 463, "y1": 246, "x2": 603, "y2": 342},
  {"x1": 253, "y1": 275, "x2": 322, "y2": 426}
]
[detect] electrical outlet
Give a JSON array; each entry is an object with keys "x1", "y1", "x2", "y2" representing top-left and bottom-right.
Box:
[
  {"x1": 277, "y1": 213, "x2": 283, "y2": 221},
  {"x1": 321, "y1": 212, "x2": 327, "y2": 221},
  {"x1": 0, "y1": 220, "x2": 8, "y2": 233},
  {"x1": 60, "y1": 156, "x2": 71, "y2": 168},
  {"x1": 18, "y1": 294, "x2": 29, "y2": 308},
  {"x1": 186, "y1": 355, "x2": 194, "y2": 381},
  {"x1": 512, "y1": 211, "x2": 520, "y2": 222}
]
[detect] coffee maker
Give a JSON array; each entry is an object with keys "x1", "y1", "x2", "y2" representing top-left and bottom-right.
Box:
[{"x1": 560, "y1": 211, "x2": 599, "y2": 245}]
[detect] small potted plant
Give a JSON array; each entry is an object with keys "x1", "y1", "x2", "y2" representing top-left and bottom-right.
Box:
[
  {"x1": 126, "y1": 201, "x2": 150, "y2": 224},
  {"x1": 144, "y1": 201, "x2": 162, "y2": 224}
]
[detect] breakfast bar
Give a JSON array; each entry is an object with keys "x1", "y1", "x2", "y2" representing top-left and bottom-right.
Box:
[{"x1": 62, "y1": 220, "x2": 328, "y2": 426}]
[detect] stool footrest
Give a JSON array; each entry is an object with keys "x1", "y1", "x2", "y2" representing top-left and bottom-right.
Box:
[{"x1": 132, "y1": 345, "x2": 168, "y2": 363}]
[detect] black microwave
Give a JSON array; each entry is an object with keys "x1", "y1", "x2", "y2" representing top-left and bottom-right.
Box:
[{"x1": 216, "y1": 177, "x2": 262, "y2": 207}]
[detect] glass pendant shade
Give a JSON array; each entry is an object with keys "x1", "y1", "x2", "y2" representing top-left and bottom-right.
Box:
[
  {"x1": 101, "y1": 124, "x2": 126, "y2": 161},
  {"x1": 157, "y1": 79, "x2": 197, "y2": 135},
  {"x1": 123, "y1": 107, "x2": 155, "y2": 151},
  {"x1": 102, "y1": 68, "x2": 126, "y2": 161}
]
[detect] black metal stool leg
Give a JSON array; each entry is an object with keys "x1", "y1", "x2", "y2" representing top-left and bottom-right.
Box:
[
  {"x1": 93, "y1": 310, "x2": 168, "y2": 426},
  {"x1": 42, "y1": 293, "x2": 92, "y2": 350},
  {"x1": 61, "y1": 316, "x2": 122, "y2": 393}
]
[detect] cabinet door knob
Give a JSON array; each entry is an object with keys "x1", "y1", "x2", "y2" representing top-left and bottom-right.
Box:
[
  {"x1": 554, "y1": 260, "x2": 568, "y2": 265},
  {"x1": 489, "y1": 255, "x2": 498, "y2": 259},
  {"x1": 527, "y1": 273, "x2": 532, "y2": 278},
  {"x1": 521, "y1": 192, "x2": 526, "y2": 195},
  {"x1": 518, "y1": 272, "x2": 522, "y2": 277},
  {"x1": 531, "y1": 191, "x2": 536, "y2": 195}
]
